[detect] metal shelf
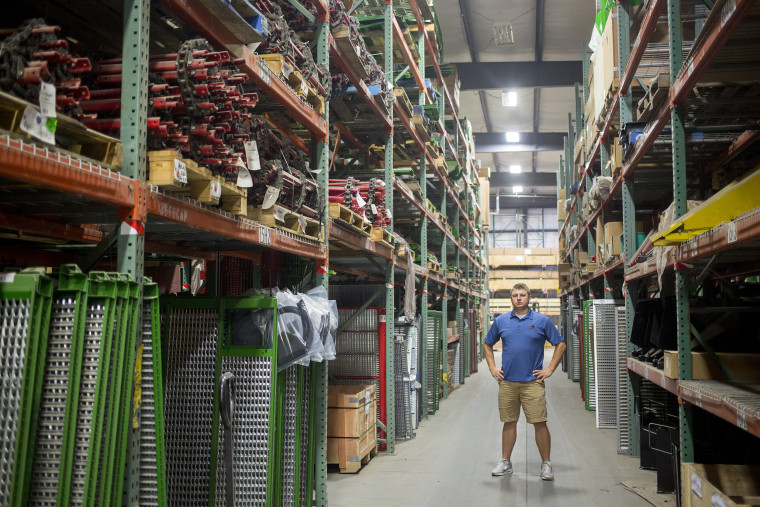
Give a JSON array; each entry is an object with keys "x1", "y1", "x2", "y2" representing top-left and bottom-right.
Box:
[
  {"x1": 679, "y1": 380, "x2": 760, "y2": 439},
  {"x1": 159, "y1": 0, "x2": 328, "y2": 139},
  {"x1": 329, "y1": 36, "x2": 393, "y2": 132},
  {"x1": 560, "y1": 257, "x2": 624, "y2": 297},
  {"x1": 627, "y1": 358, "x2": 680, "y2": 395}
]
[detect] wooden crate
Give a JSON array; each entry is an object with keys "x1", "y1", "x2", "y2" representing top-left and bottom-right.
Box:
[
  {"x1": 393, "y1": 88, "x2": 414, "y2": 117},
  {"x1": 326, "y1": 427, "x2": 378, "y2": 473},
  {"x1": 147, "y1": 150, "x2": 190, "y2": 192},
  {"x1": 369, "y1": 227, "x2": 393, "y2": 247},
  {"x1": 682, "y1": 463, "x2": 760, "y2": 507},
  {"x1": 0, "y1": 90, "x2": 121, "y2": 168}
]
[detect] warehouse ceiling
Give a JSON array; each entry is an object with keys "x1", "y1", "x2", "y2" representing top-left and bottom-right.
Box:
[{"x1": 437, "y1": 0, "x2": 595, "y2": 207}]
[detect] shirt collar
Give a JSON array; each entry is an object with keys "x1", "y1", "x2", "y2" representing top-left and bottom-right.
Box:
[{"x1": 509, "y1": 309, "x2": 533, "y2": 320}]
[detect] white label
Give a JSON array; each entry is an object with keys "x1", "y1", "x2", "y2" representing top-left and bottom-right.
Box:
[
  {"x1": 260, "y1": 59, "x2": 271, "y2": 86},
  {"x1": 386, "y1": 209, "x2": 392, "y2": 219},
  {"x1": 727, "y1": 221, "x2": 737, "y2": 244},
  {"x1": 259, "y1": 226, "x2": 271, "y2": 245},
  {"x1": 691, "y1": 242, "x2": 698, "y2": 258},
  {"x1": 262, "y1": 186, "x2": 279, "y2": 209},
  {"x1": 281, "y1": 62, "x2": 293, "y2": 78},
  {"x1": 712, "y1": 493, "x2": 726, "y2": 507},
  {"x1": 297, "y1": 215, "x2": 307, "y2": 232},
  {"x1": 356, "y1": 192, "x2": 366, "y2": 207},
  {"x1": 738, "y1": 408, "x2": 747, "y2": 430},
  {"x1": 274, "y1": 206, "x2": 286, "y2": 222},
  {"x1": 173, "y1": 159, "x2": 188, "y2": 184},
  {"x1": 691, "y1": 472, "x2": 703, "y2": 498},
  {"x1": 0, "y1": 272, "x2": 16, "y2": 283},
  {"x1": 244, "y1": 141, "x2": 262, "y2": 172},
  {"x1": 39, "y1": 81, "x2": 57, "y2": 118},
  {"x1": 696, "y1": 392, "x2": 702, "y2": 408},
  {"x1": 721, "y1": 0, "x2": 736, "y2": 27},
  {"x1": 210, "y1": 180, "x2": 222, "y2": 198},
  {"x1": 643, "y1": 262, "x2": 648, "y2": 274},
  {"x1": 371, "y1": 204, "x2": 378, "y2": 215},
  {"x1": 236, "y1": 158, "x2": 253, "y2": 188},
  {"x1": 300, "y1": 81, "x2": 309, "y2": 97},
  {"x1": 688, "y1": 60, "x2": 694, "y2": 76},
  {"x1": 20, "y1": 105, "x2": 55, "y2": 144}
]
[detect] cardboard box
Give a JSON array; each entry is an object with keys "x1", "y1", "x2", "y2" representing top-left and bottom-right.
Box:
[
  {"x1": 595, "y1": 217, "x2": 605, "y2": 263},
  {"x1": 578, "y1": 251, "x2": 589, "y2": 265},
  {"x1": 327, "y1": 384, "x2": 377, "y2": 438},
  {"x1": 681, "y1": 463, "x2": 760, "y2": 507},
  {"x1": 663, "y1": 351, "x2": 760, "y2": 381},
  {"x1": 604, "y1": 221, "x2": 624, "y2": 257}
]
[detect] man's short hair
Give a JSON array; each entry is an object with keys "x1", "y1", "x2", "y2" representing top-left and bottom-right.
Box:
[{"x1": 512, "y1": 283, "x2": 530, "y2": 294}]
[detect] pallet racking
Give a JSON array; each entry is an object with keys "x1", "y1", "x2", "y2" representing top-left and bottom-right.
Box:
[
  {"x1": 557, "y1": 0, "x2": 760, "y2": 476},
  {"x1": 0, "y1": 0, "x2": 489, "y2": 503}
]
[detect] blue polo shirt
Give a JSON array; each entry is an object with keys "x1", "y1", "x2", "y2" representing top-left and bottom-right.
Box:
[{"x1": 485, "y1": 309, "x2": 564, "y2": 382}]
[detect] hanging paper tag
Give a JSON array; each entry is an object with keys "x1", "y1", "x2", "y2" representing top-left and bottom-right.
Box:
[
  {"x1": 281, "y1": 62, "x2": 293, "y2": 78},
  {"x1": 236, "y1": 157, "x2": 253, "y2": 188},
  {"x1": 173, "y1": 159, "x2": 188, "y2": 184},
  {"x1": 371, "y1": 204, "x2": 378, "y2": 215},
  {"x1": 259, "y1": 226, "x2": 271, "y2": 245},
  {"x1": 297, "y1": 215, "x2": 307, "y2": 232},
  {"x1": 356, "y1": 192, "x2": 366, "y2": 207},
  {"x1": 244, "y1": 140, "x2": 261, "y2": 171},
  {"x1": 262, "y1": 186, "x2": 280, "y2": 209},
  {"x1": 39, "y1": 81, "x2": 57, "y2": 117},
  {"x1": 386, "y1": 209, "x2": 392, "y2": 219},
  {"x1": 711, "y1": 493, "x2": 726, "y2": 507},
  {"x1": 20, "y1": 105, "x2": 54, "y2": 144},
  {"x1": 274, "y1": 206, "x2": 286, "y2": 222},
  {"x1": 0, "y1": 272, "x2": 16, "y2": 283},
  {"x1": 210, "y1": 180, "x2": 222, "y2": 198}
]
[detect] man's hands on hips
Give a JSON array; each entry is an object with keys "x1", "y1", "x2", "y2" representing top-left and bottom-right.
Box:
[
  {"x1": 532, "y1": 366, "x2": 555, "y2": 382},
  {"x1": 490, "y1": 366, "x2": 503, "y2": 382}
]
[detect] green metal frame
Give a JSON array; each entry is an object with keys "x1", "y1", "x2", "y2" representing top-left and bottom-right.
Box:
[
  {"x1": 81, "y1": 273, "x2": 119, "y2": 507},
  {"x1": 1, "y1": 269, "x2": 53, "y2": 506}
]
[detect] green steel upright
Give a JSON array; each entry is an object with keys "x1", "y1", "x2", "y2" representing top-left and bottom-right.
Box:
[
  {"x1": 668, "y1": 0, "x2": 694, "y2": 463},
  {"x1": 418, "y1": 27, "x2": 429, "y2": 418},
  {"x1": 120, "y1": 0, "x2": 149, "y2": 503},
  {"x1": 383, "y1": 0, "x2": 396, "y2": 454},
  {"x1": 314, "y1": 8, "x2": 331, "y2": 505},
  {"x1": 440, "y1": 175, "x2": 448, "y2": 399},
  {"x1": 618, "y1": 0, "x2": 639, "y2": 456}
]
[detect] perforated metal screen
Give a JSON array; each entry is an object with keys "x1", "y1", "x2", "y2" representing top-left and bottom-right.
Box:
[
  {"x1": 214, "y1": 355, "x2": 273, "y2": 506},
  {"x1": 616, "y1": 306, "x2": 629, "y2": 454},
  {"x1": 164, "y1": 308, "x2": 218, "y2": 506},
  {"x1": 571, "y1": 308, "x2": 582, "y2": 382},
  {"x1": 593, "y1": 301, "x2": 618, "y2": 428},
  {"x1": 281, "y1": 367, "x2": 298, "y2": 507}
]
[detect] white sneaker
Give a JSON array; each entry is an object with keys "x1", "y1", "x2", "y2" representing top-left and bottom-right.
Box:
[
  {"x1": 491, "y1": 458, "x2": 513, "y2": 476},
  {"x1": 540, "y1": 461, "x2": 554, "y2": 481}
]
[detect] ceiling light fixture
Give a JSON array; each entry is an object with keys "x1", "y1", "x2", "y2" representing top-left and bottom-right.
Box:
[
  {"x1": 493, "y1": 23, "x2": 515, "y2": 46},
  {"x1": 505, "y1": 132, "x2": 520, "y2": 143},
  {"x1": 509, "y1": 165, "x2": 521, "y2": 173},
  {"x1": 513, "y1": 185, "x2": 523, "y2": 193},
  {"x1": 501, "y1": 90, "x2": 517, "y2": 107}
]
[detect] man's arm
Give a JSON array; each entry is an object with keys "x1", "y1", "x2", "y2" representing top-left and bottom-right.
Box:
[
  {"x1": 484, "y1": 342, "x2": 503, "y2": 382},
  {"x1": 533, "y1": 341, "x2": 566, "y2": 381}
]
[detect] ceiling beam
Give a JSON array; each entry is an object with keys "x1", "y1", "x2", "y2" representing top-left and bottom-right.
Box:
[
  {"x1": 455, "y1": 61, "x2": 583, "y2": 90},
  {"x1": 475, "y1": 132, "x2": 564, "y2": 153},
  {"x1": 489, "y1": 172, "x2": 558, "y2": 188},
  {"x1": 532, "y1": 0, "x2": 545, "y2": 175},
  {"x1": 490, "y1": 195, "x2": 557, "y2": 209}
]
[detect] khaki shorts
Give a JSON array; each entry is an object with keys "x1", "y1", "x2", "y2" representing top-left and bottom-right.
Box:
[{"x1": 498, "y1": 380, "x2": 547, "y2": 423}]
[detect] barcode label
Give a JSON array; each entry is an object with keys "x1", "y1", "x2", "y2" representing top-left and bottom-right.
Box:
[
  {"x1": 727, "y1": 221, "x2": 737, "y2": 243},
  {"x1": 259, "y1": 226, "x2": 271, "y2": 245},
  {"x1": 174, "y1": 159, "x2": 188, "y2": 184},
  {"x1": 210, "y1": 180, "x2": 221, "y2": 198},
  {"x1": 0, "y1": 272, "x2": 16, "y2": 283}
]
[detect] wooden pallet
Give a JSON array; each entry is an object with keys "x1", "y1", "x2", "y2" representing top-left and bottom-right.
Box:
[
  {"x1": 426, "y1": 259, "x2": 443, "y2": 274},
  {"x1": 220, "y1": 181, "x2": 247, "y2": 217},
  {"x1": 411, "y1": 115, "x2": 432, "y2": 143},
  {"x1": 249, "y1": 204, "x2": 322, "y2": 240},
  {"x1": 369, "y1": 227, "x2": 393, "y2": 248},
  {"x1": 393, "y1": 88, "x2": 414, "y2": 117},
  {"x1": 331, "y1": 25, "x2": 370, "y2": 80},
  {"x1": 259, "y1": 54, "x2": 325, "y2": 115},
  {"x1": 329, "y1": 203, "x2": 371, "y2": 236},
  {"x1": 0, "y1": 89, "x2": 121, "y2": 168},
  {"x1": 328, "y1": 438, "x2": 378, "y2": 474},
  {"x1": 636, "y1": 73, "x2": 670, "y2": 123}
]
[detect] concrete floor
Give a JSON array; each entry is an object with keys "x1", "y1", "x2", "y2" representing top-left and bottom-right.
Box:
[{"x1": 327, "y1": 351, "x2": 660, "y2": 506}]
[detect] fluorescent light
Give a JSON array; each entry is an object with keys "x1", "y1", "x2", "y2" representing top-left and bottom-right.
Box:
[
  {"x1": 509, "y1": 165, "x2": 521, "y2": 173},
  {"x1": 505, "y1": 132, "x2": 520, "y2": 143},
  {"x1": 501, "y1": 90, "x2": 517, "y2": 107},
  {"x1": 513, "y1": 185, "x2": 523, "y2": 193}
]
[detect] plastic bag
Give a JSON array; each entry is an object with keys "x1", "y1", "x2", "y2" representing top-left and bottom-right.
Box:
[
  {"x1": 303, "y1": 286, "x2": 337, "y2": 361},
  {"x1": 231, "y1": 307, "x2": 274, "y2": 348},
  {"x1": 276, "y1": 290, "x2": 325, "y2": 370}
]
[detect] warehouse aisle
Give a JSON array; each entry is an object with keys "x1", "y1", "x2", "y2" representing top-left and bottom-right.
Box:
[{"x1": 327, "y1": 351, "x2": 657, "y2": 506}]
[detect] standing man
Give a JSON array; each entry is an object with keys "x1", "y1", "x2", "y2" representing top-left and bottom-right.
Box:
[{"x1": 484, "y1": 283, "x2": 565, "y2": 480}]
